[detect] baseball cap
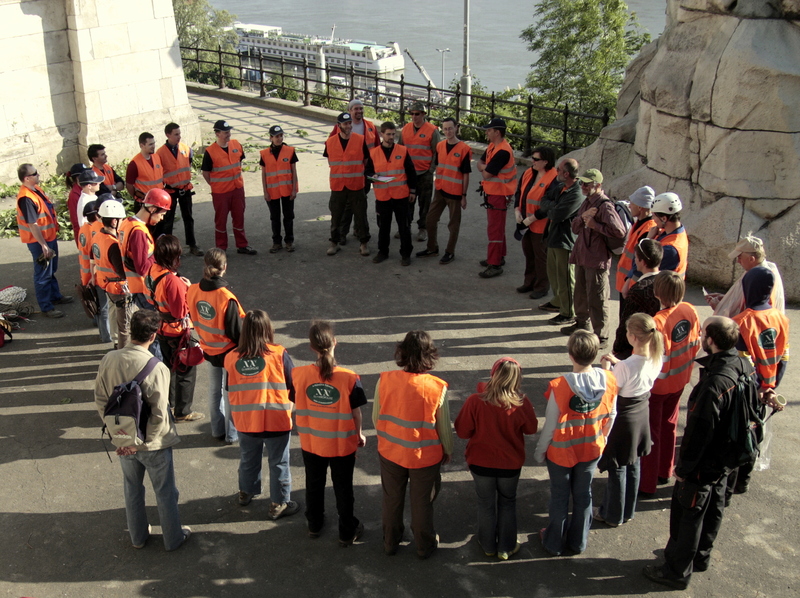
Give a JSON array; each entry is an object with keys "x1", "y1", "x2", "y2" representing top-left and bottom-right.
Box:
[
  {"x1": 629, "y1": 186, "x2": 655, "y2": 209},
  {"x1": 78, "y1": 170, "x2": 104, "y2": 185},
  {"x1": 70, "y1": 163, "x2": 88, "y2": 177},
  {"x1": 337, "y1": 112, "x2": 352, "y2": 124},
  {"x1": 212, "y1": 120, "x2": 233, "y2": 131},
  {"x1": 577, "y1": 169, "x2": 603, "y2": 184},
  {"x1": 728, "y1": 234, "x2": 764, "y2": 260},
  {"x1": 483, "y1": 117, "x2": 507, "y2": 131},
  {"x1": 409, "y1": 101, "x2": 427, "y2": 113},
  {"x1": 269, "y1": 125, "x2": 284, "y2": 136}
]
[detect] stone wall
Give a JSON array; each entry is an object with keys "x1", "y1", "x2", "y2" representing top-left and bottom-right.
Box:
[
  {"x1": 0, "y1": 0, "x2": 197, "y2": 182},
  {"x1": 567, "y1": 0, "x2": 800, "y2": 301}
]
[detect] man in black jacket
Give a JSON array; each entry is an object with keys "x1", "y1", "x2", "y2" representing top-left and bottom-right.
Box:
[{"x1": 643, "y1": 316, "x2": 754, "y2": 589}]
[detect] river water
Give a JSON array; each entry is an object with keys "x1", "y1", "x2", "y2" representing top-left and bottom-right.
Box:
[{"x1": 209, "y1": 0, "x2": 667, "y2": 91}]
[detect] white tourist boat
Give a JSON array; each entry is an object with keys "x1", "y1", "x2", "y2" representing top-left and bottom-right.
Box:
[{"x1": 234, "y1": 23, "x2": 405, "y2": 74}]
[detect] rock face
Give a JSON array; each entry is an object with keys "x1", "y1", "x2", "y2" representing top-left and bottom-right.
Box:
[{"x1": 568, "y1": 0, "x2": 800, "y2": 301}]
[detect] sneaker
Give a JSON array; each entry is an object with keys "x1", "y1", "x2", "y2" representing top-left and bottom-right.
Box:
[
  {"x1": 592, "y1": 506, "x2": 619, "y2": 528},
  {"x1": 175, "y1": 411, "x2": 205, "y2": 422},
  {"x1": 439, "y1": 252, "x2": 454, "y2": 265},
  {"x1": 285, "y1": 243, "x2": 295, "y2": 253},
  {"x1": 167, "y1": 526, "x2": 192, "y2": 552},
  {"x1": 359, "y1": 243, "x2": 370, "y2": 256},
  {"x1": 478, "y1": 265, "x2": 503, "y2": 279},
  {"x1": 237, "y1": 246, "x2": 257, "y2": 255},
  {"x1": 339, "y1": 521, "x2": 364, "y2": 547},
  {"x1": 133, "y1": 524, "x2": 152, "y2": 549},
  {"x1": 269, "y1": 244, "x2": 282, "y2": 253},
  {"x1": 480, "y1": 258, "x2": 505, "y2": 267},
  {"x1": 642, "y1": 565, "x2": 688, "y2": 590},
  {"x1": 327, "y1": 242, "x2": 340, "y2": 256},
  {"x1": 42, "y1": 309, "x2": 65, "y2": 318},
  {"x1": 538, "y1": 301, "x2": 560, "y2": 312},
  {"x1": 516, "y1": 285, "x2": 533, "y2": 293},
  {"x1": 189, "y1": 246, "x2": 205, "y2": 256},
  {"x1": 530, "y1": 290, "x2": 548, "y2": 300},
  {"x1": 560, "y1": 321, "x2": 590, "y2": 336},
  {"x1": 53, "y1": 296, "x2": 74, "y2": 305},
  {"x1": 238, "y1": 491, "x2": 256, "y2": 506},
  {"x1": 372, "y1": 253, "x2": 388, "y2": 264},
  {"x1": 416, "y1": 229, "x2": 427, "y2": 242},
  {"x1": 401, "y1": 257, "x2": 411, "y2": 266},
  {"x1": 497, "y1": 542, "x2": 521, "y2": 561},
  {"x1": 269, "y1": 500, "x2": 300, "y2": 521},
  {"x1": 416, "y1": 248, "x2": 439, "y2": 258},
  {"x1": 548, "y1": 314, "x2": 575, "y2": 325}
]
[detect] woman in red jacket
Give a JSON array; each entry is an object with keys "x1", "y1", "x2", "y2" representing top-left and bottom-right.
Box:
[{"x1": 454, "y1": 358, "x2": 538, "y2": 560}]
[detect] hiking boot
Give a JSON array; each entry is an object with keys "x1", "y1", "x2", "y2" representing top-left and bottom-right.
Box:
[
  {"x1": 642, "y1": 565, "x2": 688, "y2": 590},
  {"x1": 560, "y1": 321, "x2": 591, "y2": 336},
  {"x1": 269, "y1": 244, "x2": 282, "y2": 253},
  {"x1": 530, "y1": 290, "x2": 548, "y2": 300},
  {"x1": 189, "y1": 246, "x2": 204, "y2": 256},
  {"x1": 439, "y1": 252, "x2": 454, "y2": 264},
  {"x1": 372, "y1": 253, "x2": 388, "y2": 264},
  {"x1": 238, "y1": 491, "x2": 256, "y2": 506},
  {"x1": 478, "y1": 265, "x2": 503, "y2": 279},
  {"x1": 285, "y1": 242, "x2": 295, "y2": 253},
  {"x1": 516, "y1": 285, "x2": 533, "y2": 293},
  {"x1": 548, "y1": 314, "x2": 575, "y2": 325},
  {"x1": 237, "y1": 246, "x2": 257, "y2": 255},
  {"x1": 175, "y1": 411, "x2": 205, "y2": 422},
  {"x1": 539, "y1": 301, "x2": 560, "y2": 312},
  {"x1": 269, "y1": 500, "x2": 300, "y2": 520},
  {"x1": 359, "y1": 243, "x2": 370, "y2": 256},
  {"x1": 416, "y1": 248, "x2": 439, "y2": 257},
  {"x1": 327, "y1": 242, "x2": 340, "y2": 256},
  {"x1": 593, "y1": 506, "x2": 619, "y2": 528},
  {"x1": 339, "y1": 521, "x2": 364, "y2": 547},
  {"x1": 480, "y1": 258, "x2": 505, "y2": 267},
  {"x1": 53, "y1": 296, "x2": 74, "y2": 305},
  {"x1": 42, "y1": 309, "x2": 65, "y2": 318}
]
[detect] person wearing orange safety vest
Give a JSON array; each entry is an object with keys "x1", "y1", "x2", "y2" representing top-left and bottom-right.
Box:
[
  {"x1": 476, "y1": 118, "x2": 518, "y2": 278},
  {"x1": 513, "y1": 146, "x2": 558, "y2": 299},
  {"x1": 201, "y1": 119, "x2": 257, "y2": 255},
  {"x1": 77, "y1": 201, "x2": 112, "y2": 344},
  {"x1": 324, "y1": 112, "x2": 371, "y2": 257},
  {"x1": 155, "y1": 123, "x2": 203, "y2": 256},
  {"x1": 88, "y1": 143, "x2": 124, "y2": 197},
  {"x1": 126, "y1": 132, "x2": 164, "y2": 206},
  {"x1": 15, "y1": 163, "x2": 72, "y2": 318},
  {"x1": 640, "y1": 192, "x2": 688, "y2": 279},
  {"x1": 293, "y1": 321, "x2": 367, "y2": 545},
  {"x1": 224, "y1": 310, "x2": 300, "y2": 520},
  {"x1": 398, "y1": 102, "x2": 440, "y2": 243},
  {"x1": 417, "y1": 117, "x2": 472, "y2": 265},
  {"x1": 187, "y1": 248, "x2": 244, "y2": 444},
  {"x1": 617, "y1": 186, "x2": 657, "y2": 301},
  {"x1": 92, "y1": 200, "x2": 133, "y2": 347},
  {"x1": 365, "y1": 122, "x2": 417, "y2": 265},
  {"x1": 639, "y1": 271, "x2": 700, "y2": 496},
  {"x1": 535, "y1": 329, "x2": 617, "y2": 556},
  {"x1": 373, "y1": 330, "x2": 453, "y2": 559},
  {"x1": 259, "y1": 125, "x2": 299, "y2": 254}
]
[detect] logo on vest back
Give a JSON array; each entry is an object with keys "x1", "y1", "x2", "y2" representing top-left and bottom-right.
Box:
[
  {"x1": 237, "y1": 357, "x2": 265, "y2": 376},
  {"x1": 758, "y1": 328, "x2": 777, "y2": 350},
  {"x1": 569, "y1": 394, "x2": 601, "y2": 414},
  {"x1": 92, "y1": 244, "x2": 101, "y2": 259},
  {"x1": 197, "y1": 301, "x2": 215, "y2": 320},
  {"x1": 144, "y1": 274, "x2": 155, "y2": 292},
  {"x1": 306, "y1": 383, "x2": 340, "y2": 406},
  {"x1": 79, "y1": 232, "x2": 86, "y2": 246},
  {"x1": 672, "y1": 319, "x2": 691, "y2": 344}
]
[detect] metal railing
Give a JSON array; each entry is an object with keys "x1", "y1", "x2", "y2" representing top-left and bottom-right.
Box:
[{"x1": 180, "y1": 45, "x2": 610, "y2": 157}]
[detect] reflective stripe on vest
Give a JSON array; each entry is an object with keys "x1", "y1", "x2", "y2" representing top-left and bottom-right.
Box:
[
  {"x1": 91, "y1": 231, "x2": 125, "y2": 294},
  {"x1": 156, "y1": 142, "x2": 194, "y2": 189},
  {"x1": 77, "y1": 221, "x2": 95, "y2": 285},
  {"x1": 326, "y1": 133, "x2": 365, "y2": 191},
  {"x1": 652, "y1": 302, "x2": 700, "y2": 394},
  {"x1": 733, "y1": 308, "x2": 790, "y2": 389},
  {"x1": 376, "y1": 370, "x2": 446, "y2": 469},
  {"x1": 260, "y1": 144, "x2": 295, "y2": 200},
  {"x1": 118, "y1": 217, "x2": 154, "y2": 295},
  {"x1": 481, "y1": 140, "x2": 517, "y2": 196},
  {"x1": 224, "y1": 345, "x2": 292, "y2": 433},
  {"x1": 370, "y1": 144, "x2": 409, "y2": 201},
  {"x1": 616, "y1": 218, "x2": 656, "y2": 292},
  {"x1": 131, "y1": 153, "x2": 164, "y2": 194},
  {"x1": 206, "y1": 140, "x2": 244, "y2": 193},
  {"x1": 187, "y1": 282, "x2": 244, "y2": 356},
  {"x1": 544, "y1": 372, "x2": 617, "y2": 468},
  {"x1": 16, "y1": 185, "x2": 58, "y2": 244},
  {"x1": 434, "y1": 140, "x2": 470, "y2": 196},
  {"x1": 658, "y1": 228, "x2": 689, "y2": 279},
  {"x1": 401, "y1": 121, "x2": 436, "y2": 171}
]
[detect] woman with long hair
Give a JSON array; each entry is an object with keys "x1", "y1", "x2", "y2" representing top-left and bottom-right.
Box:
[
  {"x1": 187, "y1": 248, "x2": 244, "y2": 443},
  {"x1": 454, "y1": 357, "x2": 538, "y2": 560},
  {"x1": 223, "y1": 310, "x2": 299, "y2": 521},
  {"x1": 293, "y1": 321, "x2": 367, "y2": 545},
  {"x1": 373, "y1": 330, "x2": 453, "y2": 559},
  {"x1": 597, "y1": 313, "x2": 664, "y2": 526}
]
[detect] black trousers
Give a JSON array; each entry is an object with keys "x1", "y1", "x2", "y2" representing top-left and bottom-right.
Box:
[
  {"x1": 376, "y1": 198, "x2": 412, "y2": 258},
  {"x1": 662, "y1": 476, "x2": 727, "y2": 584},
  {"x1": 154, "y1": 188, "x2": 197, "y2": 247},
  {"x1": 302, "y1": 450, "x2": 359, "y2": 541},
  {"x1": 267, "y1": 196, "x2": 295, "y2": 244},
  {"x1": 158, "y1": 333, "x2": 197, "y2": 417}
]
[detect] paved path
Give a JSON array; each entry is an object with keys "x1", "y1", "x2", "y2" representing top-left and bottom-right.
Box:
[{"x1": 0, "y1": 90, "x2": 797, "y2": 598}]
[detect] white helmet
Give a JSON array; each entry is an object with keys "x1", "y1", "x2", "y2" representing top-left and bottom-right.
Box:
[
  {"x1": 98, "y1": 200, "x2": 126, "y2": 219},
  {"x1": 652, "y1": 192, "x2": 682, "y2": 214}
]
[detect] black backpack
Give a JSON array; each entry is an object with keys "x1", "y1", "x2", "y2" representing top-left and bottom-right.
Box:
[
  {"x1": 718, "y1": 359, "x2": 765, "y2": 472},
  {"x1": 101, "y1": 356, "x2": 161, "y2": 450}
]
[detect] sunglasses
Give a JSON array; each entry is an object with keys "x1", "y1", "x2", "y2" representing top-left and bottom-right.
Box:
[{"x1": 410, "y1": 111, "x2": 424, "y2": 116}]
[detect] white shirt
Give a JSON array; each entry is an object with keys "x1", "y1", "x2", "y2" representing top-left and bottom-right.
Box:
[{"x1": 612, "y1": 354, "x2": 661, "y2": 397}]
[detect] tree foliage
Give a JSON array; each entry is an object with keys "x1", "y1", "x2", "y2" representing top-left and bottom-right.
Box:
[
  {"x1": 520, "y1": 0, "x2": 650, "y2": 116},
  {"x1": 172, "y1": 0, "x2": 238, "y2": 51}
]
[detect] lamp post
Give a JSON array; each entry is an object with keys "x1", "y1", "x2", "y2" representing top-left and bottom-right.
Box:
[
  {"x1": 460, "y1": 0, "x2": 471, "y2": 110},
  {"x1": 435, "y1": 47, "x2": 450, "y2": 89}
]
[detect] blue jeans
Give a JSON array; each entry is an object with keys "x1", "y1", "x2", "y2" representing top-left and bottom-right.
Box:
[
  {"x1": 119, "y1": 447, "x2": 184, "y2": 550},
  {"x1": 471, "y1": 471, "x2": 520, "y2": 554},
  {"x1": 209, "y1": 365, "x2": 237, "y2": 442},
  {"x1": 238, "y1": 432, "x2": 291, "y2": 503},
  {"x1": 599, "y1": 459, "x2": 641, "y2": 525},
  {"x1": 543, "y1": 457, "x2": 599, "y2": 555},
  {"x1": 95, "y1": 287, "x2": 112, "y2": 343},
  {"x1": 26, "y1": 240, "x2": 62, "y2": 313}
]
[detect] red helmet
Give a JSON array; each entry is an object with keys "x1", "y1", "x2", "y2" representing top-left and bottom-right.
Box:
[{"x1": 143, "y1": 188, "x2": 171, "y2": 211}]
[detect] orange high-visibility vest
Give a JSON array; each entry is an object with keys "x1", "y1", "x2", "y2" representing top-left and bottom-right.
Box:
[
  {"x1": 16, "y1": 185, "x2": 58, "y2": 244},
  {"x1": 401, "y1": 121, "x2": 436, "y2": 172},
  {"x1": 520, "y1": 167, "x2": 557, "y2": 234},
  {"x1": 92, "y1": 163, "x2": 116, "y2": 188},
  {"x1": 156, "y1": 143, "x2": 193, "y2": 190},
  {"x1": 330, "y1": 118, "x2": 379, "y2": 148},
  {"x1": 205, "y1": 140, "x2": 244, "y2": 194},
  {"x1": 260, "y1": 144, "x2": 296, "y2": 200},
  {"x1": 652, "y1": 302, "x2": 700, "y2": 395},
  {"x1": 146, "y1": 263, "x2": 187, "y2": 336},
  {"x1": 131, "y1": 153, "x2": 164, "y2": 196},
  {"x1": 118, "y1": 217, "x2": 154, "y2": 295},
  {"x1": 326, "y1": 133, "x2": 365, "y2": 191},
  {"x1": 544, "y1": 371, "x2": 617, "y2": 468},
  {"x1": 294, "y1": 364, "x2": 360, "y2": 458},
  {"x1": 434, "y1": 140, "x2": 471, "y2": 196},
  {"x1": 91, "y1": 230, "x2": 126, "y2": 295},
  {"x1": 224, "y1": 345, "x2": 292, "y2": 433},
  {"x1": 616, "y1": 218, "x2": 657, "y2": 292},
  {"x1": 376, "y1": 370, "x2": 447, "y2": 469},
  {"x1": 733, "y1": 308, "x2": 790, "y2": 389},
  {"x1": 187, "y1": 283, "x2": 244, "y2": 356},
  {"x1": 658, "y1": 228, "x2": 689, "y2": 279},
  {"x1": 370, "y1": 144, "x2": 409, "y2": 201},
  {"x1": 481, "y1": 140, "x2": 517, "y2": 196},
  {"x1": 77, "y1": 221, "x2": 95, "y2": 285}
]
